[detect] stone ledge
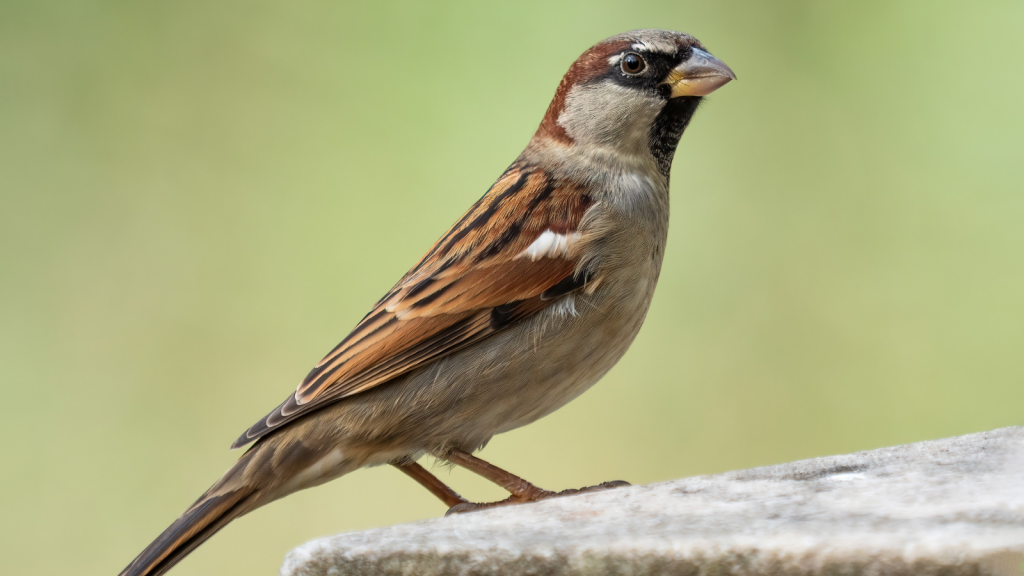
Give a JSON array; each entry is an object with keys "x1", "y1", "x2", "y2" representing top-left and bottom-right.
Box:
[{"x1": 282, "y1": 427, "x2": 1024, "y2": 576}]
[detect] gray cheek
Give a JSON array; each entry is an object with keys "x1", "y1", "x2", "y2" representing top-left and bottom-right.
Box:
[{"x1": 558, "y1": 81, "x2": 664, "y2": 153}]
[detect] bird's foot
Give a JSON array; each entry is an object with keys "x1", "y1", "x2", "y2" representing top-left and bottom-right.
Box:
[
  {"x1": 553, "y1": 479, "x2": 631, "y2": 497},
  {"x1": 445, "y1": 480, "x2": 630, "y2": 515},
  {"x1": 446, "y1": 493, "x2": 546, "y2": 515}
]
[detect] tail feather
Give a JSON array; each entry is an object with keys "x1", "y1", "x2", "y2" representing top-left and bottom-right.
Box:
[
  {"x1": 119, "y1": 487, "x2": 256, "y2": 576},
  {"x1": 120, "y1": 428, "x2": 348, "y2": 575}
]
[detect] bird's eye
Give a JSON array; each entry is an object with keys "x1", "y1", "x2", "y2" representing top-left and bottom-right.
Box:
[{"x1": 621, "y1": 53, "x2": 646, "y2": 75}]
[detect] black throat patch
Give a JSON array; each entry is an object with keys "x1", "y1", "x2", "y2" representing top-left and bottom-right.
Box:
[{"x1": 648, "y1": 96, "x2": 701, "y2": 178}]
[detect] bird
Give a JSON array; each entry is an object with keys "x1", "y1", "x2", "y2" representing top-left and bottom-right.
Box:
[{"x1": 119, "y1": 28, "x2": 735, "y2": 576}]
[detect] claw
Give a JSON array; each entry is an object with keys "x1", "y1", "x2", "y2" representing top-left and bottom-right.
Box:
[
  {"x1": 445, "y1": 494, "x2": 530, "y2": 516},
  {"x1": 554, "y1": 480, "x2": 631, "y2": 497},
  {"x1": 444, "y1": 480, "x2": 630, "y2": 515}
]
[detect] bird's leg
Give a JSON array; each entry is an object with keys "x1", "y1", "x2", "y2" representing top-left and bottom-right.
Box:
[
  {"x1": 439, "y1": 449, "x2": 629, "y2": 515},
  {"x1": 392, "y1": 461, "x2": 469, "y2": 508},
  {"x1": 443, "y1": 448, "x2": 555, "y2": 502}
]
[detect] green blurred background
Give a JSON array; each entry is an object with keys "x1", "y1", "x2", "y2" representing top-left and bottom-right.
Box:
[{"x1": 2, "y1": 1, "x2": 1022, "y2": 574}]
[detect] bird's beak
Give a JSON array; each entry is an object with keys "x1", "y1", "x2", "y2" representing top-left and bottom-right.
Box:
[{"x1": 664, "y1": 48, "x2": 736, "y2": 98}]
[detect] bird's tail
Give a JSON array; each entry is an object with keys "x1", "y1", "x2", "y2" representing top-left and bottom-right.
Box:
[
  {"x1": 118, "y1": 449, "x2": 264, "y2": 576},
  {"x1": 120, "y1": 424, "x2": 354, "y2": 576},
  {"x1": 119, "y1": 488, "x2": 255, "y2": 576}
]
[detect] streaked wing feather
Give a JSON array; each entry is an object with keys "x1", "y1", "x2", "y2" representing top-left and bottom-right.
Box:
[{"x1": 232, "y1": 165, "x2": 595, "y2": 449}]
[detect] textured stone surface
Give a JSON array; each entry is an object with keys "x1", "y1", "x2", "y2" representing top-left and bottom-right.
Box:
[{"x1": 282, "y1": 427, "x2": 1024, "y2": 576}]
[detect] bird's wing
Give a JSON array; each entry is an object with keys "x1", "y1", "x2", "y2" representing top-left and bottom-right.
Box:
[{"x1": 232, "y1": 165, "x2": 598, "y2": 448}]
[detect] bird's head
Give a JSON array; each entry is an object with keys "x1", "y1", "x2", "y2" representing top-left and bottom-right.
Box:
[{"x1": 534, "y1": 29, "x2": 735, "y2": 175}]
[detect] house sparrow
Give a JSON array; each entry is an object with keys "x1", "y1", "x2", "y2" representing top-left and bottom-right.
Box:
[{"x1": 121, "y1": 29, "x2": 734, "y2": 576}]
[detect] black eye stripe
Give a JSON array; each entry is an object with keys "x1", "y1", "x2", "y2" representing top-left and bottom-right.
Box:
[{"x1": 596, "y1": 49, "x2": 688, "y2": 99}]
